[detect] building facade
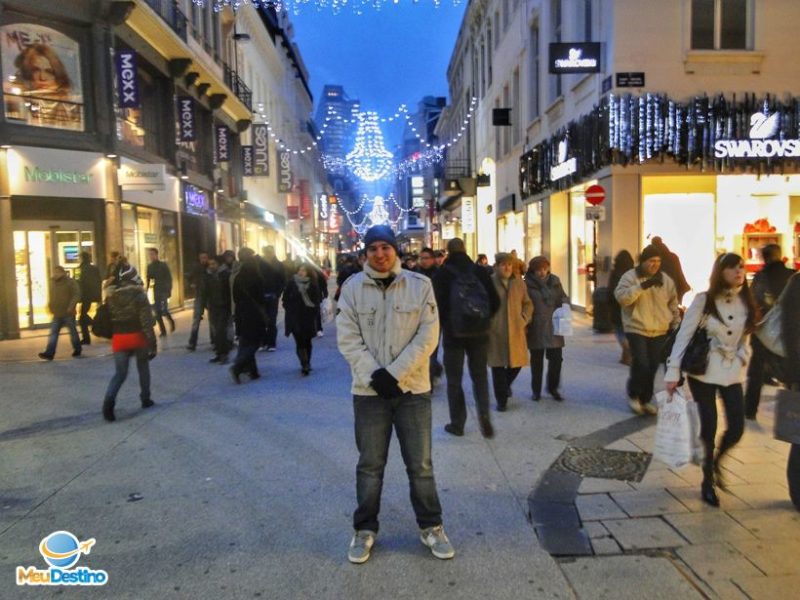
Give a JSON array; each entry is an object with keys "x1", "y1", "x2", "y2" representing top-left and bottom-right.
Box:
[{"x1": 440, "y1": 0, "x2": 800, "y2": 309}]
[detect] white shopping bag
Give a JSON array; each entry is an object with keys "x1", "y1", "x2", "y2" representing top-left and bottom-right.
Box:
[
  {"x1": 552, "y1": 303, "x2": 573, "y2": 336},
  {"x1": 653, "y1": 388, "x2": 702, "y2": 469},
  {"x1": 321, "y1": 297, "x2": 335, "y2": 324}
]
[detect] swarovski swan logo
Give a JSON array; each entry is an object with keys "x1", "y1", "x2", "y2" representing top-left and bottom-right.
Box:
[
  {"x1": 550, "y1": 138, "x2": 577, "y2": 181},
  {"x1": 558, "y1": 139, "x2": 568, "y2": 164},
  {"x1": 715, "y1": 109, "x2": 800, "y2": 159},
  {"x1": 749, "y1": 111, "x2": 779, "y2": 139}
]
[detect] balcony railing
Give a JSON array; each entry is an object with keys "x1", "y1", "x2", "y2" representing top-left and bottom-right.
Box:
[
  {"x1": 144, "y1": 0, "x2": 187, "y2": 42},
  {"x1": 444, "y1": 158, "x2": 471, "y2": 179},
  {"x1": 223, "y1": 63, "x2": 252, "y2": 112}
]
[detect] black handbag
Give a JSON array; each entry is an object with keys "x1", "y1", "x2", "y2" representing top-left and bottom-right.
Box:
[{"x1": 680, "y1": 314, "x2": 710, "y2": 376}]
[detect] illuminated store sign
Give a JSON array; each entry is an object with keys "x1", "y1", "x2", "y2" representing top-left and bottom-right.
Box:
[
  {"x1": 550, "y1": 139, "x2": 577, "y2": 181},
  {"x1": 715, "y1": 111, "x2": 800, "y2": 158},
  {"x1": 549, "y1": 43, "x2": 601, "y2": 74}
]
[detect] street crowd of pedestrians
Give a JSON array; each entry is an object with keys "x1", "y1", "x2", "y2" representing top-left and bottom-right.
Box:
[{"x1": 33, "y1": 224, "x2": 800, "y2": 563}]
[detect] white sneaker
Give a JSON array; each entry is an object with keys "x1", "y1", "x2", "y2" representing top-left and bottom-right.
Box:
[
  {"x1": 348, "y1": 530, "x2": 375, "y2": 564},
  {"x1": 628, "y1": 398, "x2": 645, "y2": 416},
  {"x1": 420, "y1": 525, "x2": 455, "y2": 560}
]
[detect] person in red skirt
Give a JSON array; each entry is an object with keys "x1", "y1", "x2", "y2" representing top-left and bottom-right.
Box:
[{"x1": 103, "y1": 265, "x2": 157, "y2": 422}]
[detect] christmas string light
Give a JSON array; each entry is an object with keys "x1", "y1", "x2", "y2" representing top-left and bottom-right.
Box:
[
  {"x1": 346, "y1": 111, "x2": 394, "y2": 181},
  {"x1": 198, "y1": 0, "x2": 463, "y2": 16}
]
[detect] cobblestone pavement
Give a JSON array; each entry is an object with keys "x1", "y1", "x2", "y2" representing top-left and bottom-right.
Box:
[{"x1": 0, "y1": 309, "x2": 795, "y2": 598}]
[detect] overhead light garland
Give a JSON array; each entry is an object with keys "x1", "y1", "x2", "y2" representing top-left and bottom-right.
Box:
[
  {"x1": 346, "y1": 111, "x2": 394, "y2": 181},
  {"x1": 197, "y1": 0, "x2": 463, "y2": 15}
]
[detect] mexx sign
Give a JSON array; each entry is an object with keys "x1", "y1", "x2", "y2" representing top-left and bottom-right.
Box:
[
  {"x1": 252, "y1": 124, "x2": 269, "y2": 176},
  {"x1": 216, "y1": 125, "x2": 230, "y2": 163},
  {"x1": 242, "y1": 146, "x2": 254, "y2": 176},
  {"x1": 178, "y1": 96, "x2": 196, "y2": 142},
  {"x1": 116, "y1": 50, "x2": 139, "y2": 109}
]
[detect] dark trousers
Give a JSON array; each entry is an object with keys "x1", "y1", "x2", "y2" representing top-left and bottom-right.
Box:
[
  {"x1": 491, "y1": 367, "x2": 521, "y2": 407},
  {"x1": 188, "y1": 296, "x2": 211, "y2": 348},
  {"x1": 443, "y1": 334, "x2": 490, "y2": 430},
  {"x1": 264, "y1": 295, "x2": 279, "y2": 348},
  {"x1": 687, "y1": 378, "x2": 745, "y2": 470},
  {"x1": 209, "y1": 309, "x2": 232, "y2": 357},
  {"x1": 353, "y1": 393, "x2": 442, "y2": 533},
  {"x1": 79, "y1": 302, "x2": 94, "y2": 342},
  {"x1": 153, "y1": 294, "x2": 174, "y2": 335},
  {"x1": 105, "y1": 348, "x2": 150, "y2": 402},
  {"x1": 744, "y1": 336, "x2": 768, "y2": 417},
  {"x1": 44, "y1": 316, "x2": 81, "y2": 357},
  {"x1": 429, "y1": 341, "x2": 443, "y2": 380},
  {"x1": 530, "y1": 348, "x2": 563, "y2": 397},
  {"x1": 232, "y1": 336, "x2": 260, "y2": 376},
  {"x1": 626, "y1": 333, "x2": 668, "y2": 405},
  {"x1": 294, "y1": 335, "x2": 313, "y2": 368}
]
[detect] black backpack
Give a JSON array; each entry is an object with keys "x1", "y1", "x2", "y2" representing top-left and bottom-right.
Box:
[
  {"x1": 91, "y1": 302, "x2": 113, "y2": 339},
  {"x1": 447, "y1": 265, "x2": 491, "y2": 337}
]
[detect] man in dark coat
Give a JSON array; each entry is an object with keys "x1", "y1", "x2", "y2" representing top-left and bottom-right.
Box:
[
  {"x1": 186, "y1": 251, "x2": 210, "y2": 351},
  {"x1": 230, "y1": 247, "x2": 267, "y2": 383},
  {"x1": 746, "y1": 244, "x2": 795, "y2": 418},
  {"x1": 433, "y1": 238, "x2": 500, "y2": 438},
  {"x1": 206, "y1": 257, "x2": 233, "y2": 364},
  {"x1": 146, "y1": 248, "x2": 175, "y2": 337},
  {"x1": 651, "y1": 237, "x2": 691, "y2": 303},
  {"x1": 76, "y1": 252, "x2": 101, "y2": 345},
  {"x1": 261, "y1": 245, "x2": 286, "y2": 351},
  {"x1": 415, "y1": 248, "x2": 442, "y2": 379}
]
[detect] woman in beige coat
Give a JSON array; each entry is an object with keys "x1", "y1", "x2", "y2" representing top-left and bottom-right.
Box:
[{"x1": 488, "y1": 253, "x2": 534, "y2": 411}]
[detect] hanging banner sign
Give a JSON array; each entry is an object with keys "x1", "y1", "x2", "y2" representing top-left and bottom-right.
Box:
[
  {"x1": 549, "y1": 43, "x2": 601, "y2": 74},
  {"x1": 177, "y1": 96, "x2": 196, "y2": 142},
  {"x1": 241, "y1": 145, "x2": 254, "y2": 176},
  {"x1": 216, "y1": 125, "x2": 230, "y2": 163},
  {"x1": 252, "y1": 124, "x2": 270, "y2": 176},
  {"x1": 277, "y1": 150, "x2": 293, "y2": 193},
  {"x1": 115, "y1": 50, "x2": 139, "y2": 108},
  {"x1": 461, "y1": 196, "x2": 475, "y2": 234}
]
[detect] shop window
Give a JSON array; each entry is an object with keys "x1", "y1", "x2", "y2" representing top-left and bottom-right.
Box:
[
  {"x1": 691, "y1": 0, "x2": 753, "y2": 50},
  {"x1": 116, "y1": 61, "x2": 168, "y2": 157},
  {"x1": 526, "y1": 202, "x2": 543, "y2": 261},
  {"x1": 529, "y1": 24, "x2": 540, "y2": 120},
  {"x1": 569, "y1": 192, "x2": 594, "y2": 308},
  {"x1": 1, "y1": 23, "x2": 85, "y2": 131}
]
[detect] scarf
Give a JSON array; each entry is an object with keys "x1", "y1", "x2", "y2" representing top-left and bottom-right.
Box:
[
  {"x1": 363, "y1": 258, "x2": 402, "y2": 290},
  {"x1": 293, "y1": 274, "x2": 315, "y2": 307}
]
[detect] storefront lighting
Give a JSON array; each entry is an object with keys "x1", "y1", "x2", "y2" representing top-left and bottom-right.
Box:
[
  {"x1": 106, "y1": 153, "x2": 118, "y2": 158},
  {"x1": 1, "y1": 144, "x2": 11, "y2": 149}
]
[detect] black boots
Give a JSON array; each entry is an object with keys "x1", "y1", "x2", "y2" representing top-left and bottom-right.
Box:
[
  {"x1": 297, "y1": 346, "x2": 311, "y2": 375},
  {"x1": 701, "y1": 463, "x2": 720, "y2": 507},
  {"x1": 102, "y1": 398, "x2": 115, "y2": 422}
]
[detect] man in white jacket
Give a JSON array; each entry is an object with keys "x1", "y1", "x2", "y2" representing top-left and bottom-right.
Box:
[
  {"x1": 614, "y1": 244, "x2": 681, "y2": 415},
  {"x1": 336, "y1": 225, "x2": 454, "y2": 564}
]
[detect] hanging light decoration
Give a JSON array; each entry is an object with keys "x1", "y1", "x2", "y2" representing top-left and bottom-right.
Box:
[
  {"x1": 197, "y1": 0, "x2": 463, "y2": 15},
  {"x1": 346, "y1": 111, "x2": 394, "y2": 181}
]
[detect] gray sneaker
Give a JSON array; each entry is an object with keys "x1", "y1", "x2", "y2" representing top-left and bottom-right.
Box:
[
  {"x1": 420, "y1": 525, "x2": 455, "y2": 559},
  {"x1": 348, "y1": 530, "x2": 376, "y2": 564}
]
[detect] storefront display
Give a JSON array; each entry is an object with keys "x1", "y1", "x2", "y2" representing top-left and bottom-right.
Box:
[{"x1": 525, "y1": 202, "x2": 543, "y2": 263}]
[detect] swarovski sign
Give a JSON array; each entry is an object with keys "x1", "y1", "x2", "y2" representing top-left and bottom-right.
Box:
[
  {"x1": 550, "y1": 139, "x2": 577, "y2": 181},
  {"x1": 549, "y1": 43, "x2": 601, "y2": 74},
  {"x1": 714, "y1": 111, "x2": 800, "y2": 159}
]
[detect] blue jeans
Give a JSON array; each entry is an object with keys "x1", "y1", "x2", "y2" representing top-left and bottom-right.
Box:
[
  {"x1": 152, "y1": 294, "x2": 174, "y2": 335},
  {"x1": 188, "y1": 295, "x2": 210, "y2": 348},
  {"x1": 44, "y1": 316, "x2": 81, "y2": 356},
  {"x1": 353, "y1": 393, "x2": 442, "y2": 533},
  {"x1": 105, "y1": 349, "x2": 151, "y2": 402}
]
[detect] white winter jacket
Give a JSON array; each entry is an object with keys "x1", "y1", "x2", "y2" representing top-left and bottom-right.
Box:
[
  {"x1": 336, "y1": 259, "x2": 439, "y2": 396},
  {"x1": 665, "y1": 290, "x2": 752, "y2": 386}
]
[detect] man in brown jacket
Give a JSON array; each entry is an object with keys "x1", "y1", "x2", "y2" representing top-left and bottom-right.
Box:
[{"x1": 39, "y1": 266, "x2": 82, "y2": 360}]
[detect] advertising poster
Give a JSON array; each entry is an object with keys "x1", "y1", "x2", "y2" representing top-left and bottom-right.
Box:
[{"x1": 1, "y1": 23, "x2": 84, "y2": 130}]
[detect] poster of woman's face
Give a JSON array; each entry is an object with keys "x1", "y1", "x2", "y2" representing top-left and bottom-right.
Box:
[{"x1": 1, "y1": 23, "x2": 84, "y2": 131}]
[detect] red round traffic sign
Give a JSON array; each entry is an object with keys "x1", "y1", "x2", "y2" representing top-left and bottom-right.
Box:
[{"x1": 585, "y1": 184, "x2": 606, "y2": 206}]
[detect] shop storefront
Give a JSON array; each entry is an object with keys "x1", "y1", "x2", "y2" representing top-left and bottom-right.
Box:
[
  {"x1": 525, "y1": 200, "x2": 543, "y2": 263},
  {"x1": 496, "y1": 193, "x2": 524, "y2": 256},
  {"x1": 181, "y1": 183, "x2": 215, "y2": 300},
  {"x1": 215, "y1": 197, "x2": 242, "y2": 255},
  {"x1": 519, "y1": 92, "x2": 800, "y2": 308},
  {"x1": 118, "y1": 159, "x2": 180, "y2": 307},
  {"x1": 243, "y1": 201, "x2": 282, "y2": 255},
  {"x1": 6, "y1": 146, "x2": 107, "y2": 329}
]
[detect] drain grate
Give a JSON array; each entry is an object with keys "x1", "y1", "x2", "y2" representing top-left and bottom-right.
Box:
[{"x1": 551, "y1": 447, "x2": 652, "y2": 482}]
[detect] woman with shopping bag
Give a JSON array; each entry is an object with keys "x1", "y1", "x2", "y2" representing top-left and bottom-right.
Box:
[
  {"x1": 664, "y1": 253, "x2": 759, "y2": 506},
  {"x1": 525, "y1": 256, "x2": 570, "y2": 401}
]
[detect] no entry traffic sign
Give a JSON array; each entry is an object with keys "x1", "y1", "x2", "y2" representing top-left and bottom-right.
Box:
[{"x1": 585, "y1": 184, "x2": 606, "y2": 206}]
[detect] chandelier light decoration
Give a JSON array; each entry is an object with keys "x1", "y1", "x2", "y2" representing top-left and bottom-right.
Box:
[
  {"x1": 198, "y1": 0, "x2": 462, "y2": 15},
  {"x1": 346, "y1": 111, "x2": 394, "y2": 181}
]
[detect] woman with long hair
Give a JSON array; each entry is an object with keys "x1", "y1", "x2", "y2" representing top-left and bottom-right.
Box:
[
  {"x1": 608, "y1": 250, "x2": 635, "y2": 365},
  {"x1": 283, "y1": 263, "x2": 321, "y2": 375},
  {"x1": 664, "y1": 253, "x2": 759, "y2": 506}
]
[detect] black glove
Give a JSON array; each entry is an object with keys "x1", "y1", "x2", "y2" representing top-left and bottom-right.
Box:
[
  {"x1": 641, "y1": 272, "x2": 663, "y2": 289},
  {"x1": 148, "y1": 347, "x2": 157, "y2": 361},
  {"x1": 370, "y1": 368, "x2": 403, "y2": 399}
]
